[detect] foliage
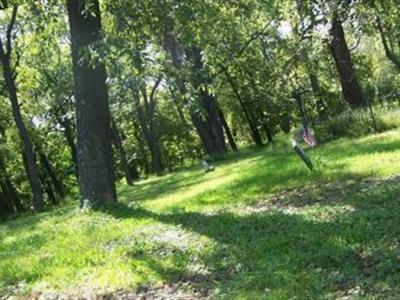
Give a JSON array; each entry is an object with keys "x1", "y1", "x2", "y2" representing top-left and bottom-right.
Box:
[
  {"x1": 314, "y1": 107, "x2": 400, "y2": 143},
  {"x1": 1, "y1": 0, "x2": 400, "y2": 296}
]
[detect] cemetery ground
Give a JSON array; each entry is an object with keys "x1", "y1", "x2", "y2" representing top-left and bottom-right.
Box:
[{"x1": 1, "y1": 128, "x2": 400, "y2": 299}]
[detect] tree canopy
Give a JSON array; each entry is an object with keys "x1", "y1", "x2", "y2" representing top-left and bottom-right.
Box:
[{"x1": 0, "y1": 0, "x2": 399, "y2": 214}]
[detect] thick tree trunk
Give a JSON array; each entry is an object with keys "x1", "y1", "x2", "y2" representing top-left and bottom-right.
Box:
[
  {"x1": 187, "y1": 47, "x2": 227, "y2": 156},
  {"x1": 163, "y1": 29, "x2": 227, "y2": 156},
  {"x1": 148, "y1": 137, "x2": 164, "y2": 174},
  {"x1": 218, "y1": 108, "x2": 238, "y2": 151},
  {"x1": 66, "y1": 0, "x2": 116, "y2": 206},
  {"x1": 111, "y1": 119, "x2": 138, "y2": 185},
  {"x1": 329, "y1": 15, "x2": 364, "y2": 108},
  {"x1": 0, "y1": 188, "x2": 14, "y2": 219},
  {"x1": 0, "y1": 56, "x2": 43, "y2": 211}
]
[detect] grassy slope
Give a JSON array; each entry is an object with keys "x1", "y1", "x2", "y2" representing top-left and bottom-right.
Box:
[{"x1": 1, "y1": 129, "x2": 400, "y2": 299}]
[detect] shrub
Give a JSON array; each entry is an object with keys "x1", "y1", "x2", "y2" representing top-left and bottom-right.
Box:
[{"x1": 314, "y1": 107, "x2": 400, "y2": 143}]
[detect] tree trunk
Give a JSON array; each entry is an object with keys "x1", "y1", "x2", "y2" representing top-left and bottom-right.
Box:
[
  {"x1": 111, "y1": 118, "x2": 138, "y2": 185},
  {"x1": 0, "y1": 187, "x2": 14, "y2": 219},
  {"x1": 219, "y1": 64, "x2": 263, "y2": 146},
  {"x1": 294, "y1": 92, "x2": 309, "y2": 131},
  {"x1": 246, "y1": 70, "x2": 275, "y2": 145},
  {"x1": 34, "y1": 139, "x2": 65, "y2": 199},
  {"x1": 202, "y1": 92, "x2": 227, "y2": 154},
  {"x1": 375, "y1": 14, "x2": 400, "y2": 71},
  {"x1": 218, "y1": 108, "x2": 238, "y2": 151},
  {"x1": 262, "y1": 122, "x2": 274, "y2": 144},
  {"x1": 0, "y1": 56, "x2": 43, "y2": 211},
  {"x1": 132, "y1": 91, "x2": 164, "y2": 174},
  {"x1": 169, "y1": 86, "x2": 188, "y2": 127},
  {"x1": 66, "y1": 0, "x2": 116, "y2": 206},
  {"x1": 58, "y1": 116, "x2": 79, "y2": 179},
  {"x1": 163, "y1": 29, "x2": 227, "y2": 156},
  {"x1": 308, "y1": 72, "x2": 326, "y2": 120},
  {"x1": 329, "y1": 15, "x2": 364, "y2": 108},
  {"x1": 36, "y1": 161, "x2": 58, "y2": 206},
  {"x1": 0, "y1": 157, "x2": 19, "y2": 215},
  {"x1": 187, "y1": 47, "x2": 227, "y2": 156},
  {"x1": 0, "y1": 129, "x2": 22, "y2": 212}
]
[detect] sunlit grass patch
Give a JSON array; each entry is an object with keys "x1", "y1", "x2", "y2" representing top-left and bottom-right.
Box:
[{"x1": 1, "y1": 128, "x2": 400, "y2": 298}]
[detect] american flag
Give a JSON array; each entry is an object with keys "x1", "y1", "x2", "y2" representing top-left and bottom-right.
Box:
[{"x1": 302, "y1": 129, "x2": 317, "y2": 148}]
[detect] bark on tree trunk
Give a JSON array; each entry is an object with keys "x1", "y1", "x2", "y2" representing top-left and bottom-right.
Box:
[
  {"x1": 219, "y1": 64, "x2": 263, "y2": 146},
  {"x1": 187, "y1": 47, "x2": 227, "y2": 156},
  {"x1": 66, "y1": 0, "x2": 116, "y2": 206},
  {"x1": 0, "y1": 157, "x2": 19, "y2": 215},
  {"x1": 34, "y1": 139, "x2": 65, "y2": 199},
  {"x1": 329, "y1": 15, "x2": 365, "y2": 108},
  {"x1": 375, "y1": 14, "x2": 400, "y2": 71},
  {"x1": 0, "y1": 132, "x2": 22, "y2": 212},
  {"x1": 132, "y1": 90, "x2": 164, "y2": 174},
  {"x1": 163, "y1": 29, "x2": 227, "y2": 156},
  {"x1": 262, "y1": 122, "x2": 274, "y2": 144},
  {"x1": 111, "y1": 118, "x2": 138, "y2": 185},
  {"x1": 293, "y1": 92, "x2": 309, "y2": 131},
  {"x1": 0, "y1": 187, "x2": 14, "y2": 219},
  {"x1": 218, "y1": 108, "x2": 238, "y2": 151},
  {"x1": 58, "y1": 116, "x2": 79, "y2": 179},
  {"x1": 169, "y1": 86, "x2": 188, "y2": 127},
  {"x1": 308, "y1": 72, "x2": 326, "y2": 120},
  {"x1": 0, "y1": 56, "x2": 43, "y2": 211}
]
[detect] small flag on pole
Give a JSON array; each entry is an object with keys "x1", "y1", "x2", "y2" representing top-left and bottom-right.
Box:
[{"x1": 302, "y1": 129, "x2": 317, "y2": 148}]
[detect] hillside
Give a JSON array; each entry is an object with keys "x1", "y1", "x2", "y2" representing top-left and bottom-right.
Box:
[{"x1": 1, "y1": 129, "x2": 400, "y2": 299}]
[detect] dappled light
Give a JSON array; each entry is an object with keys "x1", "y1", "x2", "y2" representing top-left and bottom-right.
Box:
[{"x1": 1, "y1": 1, "x2": 400, "y2": 298}]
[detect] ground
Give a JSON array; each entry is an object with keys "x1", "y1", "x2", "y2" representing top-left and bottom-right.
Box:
[{"x1": 1, "y1": 129, "x2": 400, "y2": 299}]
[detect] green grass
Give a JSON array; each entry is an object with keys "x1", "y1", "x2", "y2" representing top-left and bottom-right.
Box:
[{"x1": 1, "y1": 128, "x2": 400, "y2": 299}]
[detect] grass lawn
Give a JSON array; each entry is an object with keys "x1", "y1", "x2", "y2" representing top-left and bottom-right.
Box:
[{"x1": 1, "y1": 129, "x2": 400, "y2": 299}]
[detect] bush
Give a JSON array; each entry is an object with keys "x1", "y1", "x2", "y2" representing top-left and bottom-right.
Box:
[{"x1": 314, "y1": 107, "x2": 400, "y2": 143}]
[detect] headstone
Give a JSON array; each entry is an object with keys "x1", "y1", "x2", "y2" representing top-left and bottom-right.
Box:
[{"x1": 202, "y1": 160, "x2": 215, "y2": 172}]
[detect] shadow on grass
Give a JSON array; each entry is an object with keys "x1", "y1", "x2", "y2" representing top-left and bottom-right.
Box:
[
  {"x1": 103, "y1": 176, "x2": 400, "y2": 298},
  {"x1": 118, "y1": 148, "x2": 269, "y2": 205},
  {"x1": 119, "y1": 129, "x2": 400, "y2": 209},
  {"x1": 318, "y1": 133, "x2": 400, "y2": 158},
  {"x1": 119, "y1": 172, "x2": 205, "y2": 203}
]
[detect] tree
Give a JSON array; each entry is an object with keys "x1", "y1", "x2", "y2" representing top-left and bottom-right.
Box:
[
  {"x1": 132, "y1": 76, "x2": 165, "y2": 174},
  {"x1": 369, "y1": 2, "x2": 400, "y2": 71},
  {"x1": 110, "y1": 117, "x2": 139, "y2": 185},
  {"x1": 329, "y1": 12, "x2": 365, "y2": 108},
  {"x1": 0, "y1": 5, "x2": 43, "y2": 211},
  {"x1": 66, "y1": 0, "x2": 116, "y2": 206}
]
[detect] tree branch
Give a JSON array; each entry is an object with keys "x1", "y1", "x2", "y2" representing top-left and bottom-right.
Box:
[
  {"x1": 375, "y1": 13, "x2": 400, "y2": 70},
  {"x1": 349, "y1": 35, "x2": 361, "y2": 52},
  {"x1": 149, "y1": 75, "x2": 163, "y2": 104},
  {"x1": 149, "y1": 75, "x2": 163, "y2": 117},
  {"x1": 6, "y1": 5, "x2": 18, "y2": 57}
]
